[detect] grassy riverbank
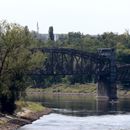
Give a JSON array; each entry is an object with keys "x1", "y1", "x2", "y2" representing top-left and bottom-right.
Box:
[
  {"x1": 0, "y1": 101, "x2": 52, "y2": 130},
  {"x1": 27, "y1": 83, "x2": 130, "y2": 98},
  {"x1": 28, "y1": 83, "x2": 96, "y2": 94},
  {"x1": 16, "y1": 100, "x2": 44, "y2": 113}
]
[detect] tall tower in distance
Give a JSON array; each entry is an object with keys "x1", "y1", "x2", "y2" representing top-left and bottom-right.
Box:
[{"x1": 37, "y1": 22, "x2": 39, "y2": 34}]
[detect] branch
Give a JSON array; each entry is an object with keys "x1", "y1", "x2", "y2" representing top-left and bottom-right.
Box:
[{"x1": 0, "y1": 48, "x2": 10, "y2": 77}]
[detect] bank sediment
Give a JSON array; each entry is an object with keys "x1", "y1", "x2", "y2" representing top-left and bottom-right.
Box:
[{"x1": 0, "y1": 105, "x2": 52, "y2": 130}]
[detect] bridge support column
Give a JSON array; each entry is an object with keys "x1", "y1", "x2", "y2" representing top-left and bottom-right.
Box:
[
  {"x1": 97, "y1": 81, "x2": 117, "y2": 100},
  {"x1": 97, "y1": 81, "x2": 109, "y2": 100},
  {"x1": 97, "y1": 48, "x2": 117, "y2": 101},
  {"x1": 109, "y1": 82, "x2": 117, "y2": 100}
]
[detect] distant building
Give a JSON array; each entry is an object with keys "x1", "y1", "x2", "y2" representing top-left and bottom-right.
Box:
[{"x1": 31, "y1": 31, "x2": 67, "y2": 41}]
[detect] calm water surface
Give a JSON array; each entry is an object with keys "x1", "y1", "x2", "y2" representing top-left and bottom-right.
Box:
[{"x1": 18, "y1": 93, "x2": 130, "y2": 130}]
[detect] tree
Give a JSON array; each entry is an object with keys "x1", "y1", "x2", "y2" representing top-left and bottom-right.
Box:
[
  {"x1": 0, "y1": 21, "x2": 45, "y2": 114},
  {"x1": 48, "y1": 26, "x2": 54, "y2": 41}
]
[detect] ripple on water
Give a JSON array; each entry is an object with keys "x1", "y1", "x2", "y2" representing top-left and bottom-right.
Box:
[{"x1": 19, "y1": 113, "x2": 130, "y2": 130}]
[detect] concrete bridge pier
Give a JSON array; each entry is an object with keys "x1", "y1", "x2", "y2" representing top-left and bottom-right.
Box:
[
  {"x1": 97, "y1": 81, "x2": 109, "y2": 100},
  {"x1": 97, "y1": 48, "x2": 117, "y2": 101},
  {"x1": 97, "y1": 81, "x2": 117, "y2": 100},
  {"x1": 109, "y1": 82, "x2": 117, "y2": 100}
]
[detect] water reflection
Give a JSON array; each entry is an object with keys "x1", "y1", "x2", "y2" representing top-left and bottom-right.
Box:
[
  {"x1": 18, "y1": 94, "x2": 130, "y2": 130},
  {"x1": 27, "y1": 93, "x2": 130, "y2": 116},
  {"x1": 96, "y1": 100, "x2": 118, "y2": 115}
]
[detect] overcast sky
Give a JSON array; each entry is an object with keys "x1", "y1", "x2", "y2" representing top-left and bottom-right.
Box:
[{"x1": 0, "y1": 0, "x2": 130, "y2": 34}]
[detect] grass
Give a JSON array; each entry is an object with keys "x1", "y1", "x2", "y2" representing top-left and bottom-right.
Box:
[
  {"x1": 27, "y1": 83, "x2": 97, "y2": 94},
  {"x1": 27, "y1": 102, "x2": 44, "y2": 112},
  {"x1": 16, "y1": 100, "x2": 45, "y2": 112},
  {"x1": 27, "y1": 83, "x2": 130, "y2": 97}
]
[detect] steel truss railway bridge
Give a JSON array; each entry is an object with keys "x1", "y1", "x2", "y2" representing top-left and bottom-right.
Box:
[{"x1": 30, "y1": 47, "x2": 130, "y2": 100}]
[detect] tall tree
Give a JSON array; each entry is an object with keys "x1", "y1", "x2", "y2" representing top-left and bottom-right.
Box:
[
  {"x1": 0, "y1": 21, "x2": 45, "y2": 114},
  {"x1": 48, "y1": 26, "x2": 54, "y2": 41}
]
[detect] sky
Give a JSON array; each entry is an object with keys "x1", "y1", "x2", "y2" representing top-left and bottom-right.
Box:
[{"x1": 0, "y1": 0, "x2": 130, "y2": 34}]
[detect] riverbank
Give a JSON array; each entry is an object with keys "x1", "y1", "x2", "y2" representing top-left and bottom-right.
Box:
[
  {"x1": 27, "y1": 83, "x2": 130, "y2": 98},
  {"x1": 0, "y1": 101, "x2": 52, "y2": 130},
  {"x1": 27, "y1": 83, "x2": 96, "y2": 95}
]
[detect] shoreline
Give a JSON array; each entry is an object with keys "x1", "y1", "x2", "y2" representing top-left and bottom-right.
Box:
[
  {"x1": 0, "y1": 108, "x2": 52, "y2": 130},
  {"x1": 27, "y1": 91, "x2": 96, "y2": 96},
  {"x1": 27, "y1": 91, "x2": 130, "y2": 99},
  {"x1": 1, "y1": 90, "x2": 129, "y2": 130},
  {"x1": 2, "y1": 88, "x2": 127, "y2": 130},
  {"x1": 27, "y1": 83, "x2": 130, "y2": 98}
]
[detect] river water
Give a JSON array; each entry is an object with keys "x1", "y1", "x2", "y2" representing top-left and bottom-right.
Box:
[{"x1": 18, "y1": 94, "x2": 130, "y2": 130}]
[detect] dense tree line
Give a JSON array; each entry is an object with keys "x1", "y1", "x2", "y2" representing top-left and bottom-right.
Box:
[
  {"x1": 40, "y1": 30, "x2": 130, "y2": 65},
  {"x1": 36, "y1": 30, "x2": 130, "y2": 87}
]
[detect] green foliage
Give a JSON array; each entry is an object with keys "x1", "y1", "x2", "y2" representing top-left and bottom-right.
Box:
[{"x1": 0, "y1": 20, "x2": 45, "y2": 114}]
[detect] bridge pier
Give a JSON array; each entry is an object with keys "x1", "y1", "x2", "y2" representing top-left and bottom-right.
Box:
[
  {"x1": 97, "y1": 48, "x2": 117, "y2": 101},
  {"x1": 97, "y1": 81, "x2": 117, "y2": 100},
  {"x1": 109, "y1": 82, "x2": 117, "y2": 100},
  {"x1": 97, "y1": 81, "x2": 109, "y2": 100}
]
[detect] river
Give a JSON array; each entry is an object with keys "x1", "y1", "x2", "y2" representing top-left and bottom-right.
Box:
[{"x1": 18, "y1": 93, "x2": 130, "y2": 130}]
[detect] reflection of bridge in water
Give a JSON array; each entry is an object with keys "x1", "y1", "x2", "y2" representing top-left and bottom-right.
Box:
[
  {"x1": 30, "y1": 47, "x2": 130, "y2": 100},
  {"x1": 27, "y1": 93, "x2": 130, "y2": 116}
]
